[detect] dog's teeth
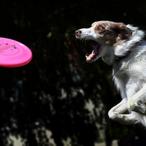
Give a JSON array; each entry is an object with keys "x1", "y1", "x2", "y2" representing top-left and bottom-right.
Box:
[
  {"x1": 86, "y1": 54, "x2": 91, "y2": 62},
  {"x1": 86, "y1": 51, "x2": 96, "y2": 62}
]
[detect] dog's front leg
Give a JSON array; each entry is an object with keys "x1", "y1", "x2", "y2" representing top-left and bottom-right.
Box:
[
  {"x1": 108, "y1": 98, "x2": 128, "y2": 121},
  {"x1": 113, "y1": 111, "x2": 146, "y2": 126},
  {"x1": 128, "y1": 85, "x2": 146, "y2": 114},
  {"x1": 108, "y1": 99, "x2": 145, "y2": 126}
]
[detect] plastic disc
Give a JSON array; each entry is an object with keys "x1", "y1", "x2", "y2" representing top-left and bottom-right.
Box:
[{"x1": 0, "y1": 37, "x2": 32, "y2": 68}]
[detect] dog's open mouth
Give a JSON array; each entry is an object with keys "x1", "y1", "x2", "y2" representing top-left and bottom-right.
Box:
[{"x1": 83, "y1": 40, "x2": 101, "y2": 63}]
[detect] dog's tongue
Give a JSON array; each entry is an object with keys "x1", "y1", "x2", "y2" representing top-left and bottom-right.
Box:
[
  {"x1": 84, "y1": 41, "x2": 101, "y2": 63},
  {"x1": 86, "y1": 49, "x2": 97, "y2": 63}
]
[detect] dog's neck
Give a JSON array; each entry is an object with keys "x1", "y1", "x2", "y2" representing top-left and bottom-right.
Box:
[
  {"x1": 114, "y1": 25, "x2": 145, "y2": 57},
  {"x1": 114, "y1": 41, "x2": 143, "y2": 62}
]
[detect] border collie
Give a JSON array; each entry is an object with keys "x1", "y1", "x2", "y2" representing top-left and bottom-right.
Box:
[{"x1": 75, "y1": 21, "x2": 146, "y2": 127}]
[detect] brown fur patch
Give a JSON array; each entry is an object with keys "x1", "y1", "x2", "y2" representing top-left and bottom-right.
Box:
[{"x1": 92, "y1": 21, "x2": 132, "y2": 45}]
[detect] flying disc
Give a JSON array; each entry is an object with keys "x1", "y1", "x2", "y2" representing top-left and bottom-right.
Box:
[{"x1": 0, "y1": 37, "x2": 32, "y2": 68}]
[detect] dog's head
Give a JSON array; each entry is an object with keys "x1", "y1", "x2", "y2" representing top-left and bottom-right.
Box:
[{"x1": 75, "y1": 21, "x2": 133, "y2": 64}]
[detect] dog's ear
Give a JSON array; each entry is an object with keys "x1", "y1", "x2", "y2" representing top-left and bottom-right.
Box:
[
  {"x1": 110, "y1": 22, "x2": 133, "y2": 57},
  {"x1": 110, "y1": 22, "x2": 132, "y2": 41}
]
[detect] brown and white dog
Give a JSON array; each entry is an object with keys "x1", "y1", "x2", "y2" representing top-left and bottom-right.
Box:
[{"x1": 75, "y1": 20, "x2": 146, "y2": 127}]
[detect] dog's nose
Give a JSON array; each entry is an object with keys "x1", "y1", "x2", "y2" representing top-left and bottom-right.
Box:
[{"x1": 75, "y1": 30, "x2": 82, "y2": 38}]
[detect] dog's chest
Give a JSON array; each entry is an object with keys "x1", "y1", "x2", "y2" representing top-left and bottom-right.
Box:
[
  {"x1": 114, "y1": 56, "x2": 146, "y2": 78},
  {"x1": 113, "y1": 57, "x2": 146, "y2": 98}
]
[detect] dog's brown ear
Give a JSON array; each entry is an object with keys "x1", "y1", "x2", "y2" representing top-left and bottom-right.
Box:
[{"x1": 111, "y1": 23, "x2": 132, "y2": 41}]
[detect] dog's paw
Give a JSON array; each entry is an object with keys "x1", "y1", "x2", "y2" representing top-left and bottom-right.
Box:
[
  {"x1": 128, "y1": 98, "x2": 146, "y2": 114},
  {"x1": 108, "y1": 110, "x2": 119, "y2": 120}
]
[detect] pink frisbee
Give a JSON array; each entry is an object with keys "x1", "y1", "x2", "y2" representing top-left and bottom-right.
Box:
[{"x1": 0, "y1": 37, "x2": 32, "y2": 68}]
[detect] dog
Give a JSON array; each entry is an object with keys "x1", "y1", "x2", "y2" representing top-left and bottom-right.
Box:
[{"x1": 75, "y1": 20, "x2": 146, "y2": 127}]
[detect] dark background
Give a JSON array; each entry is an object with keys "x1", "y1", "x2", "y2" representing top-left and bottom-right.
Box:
[{"x1": 0, "y1": 0, "x2": 146, "y2": 146}]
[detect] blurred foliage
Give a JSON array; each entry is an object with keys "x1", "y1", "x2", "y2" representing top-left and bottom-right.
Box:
[{"x1": 0, "y1": 0, "x2": 146, "y2": 146}]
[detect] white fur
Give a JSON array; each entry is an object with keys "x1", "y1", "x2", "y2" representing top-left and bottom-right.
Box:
[{"x1": 77, "y1": 28, "x2": 98, "y2": 40}]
